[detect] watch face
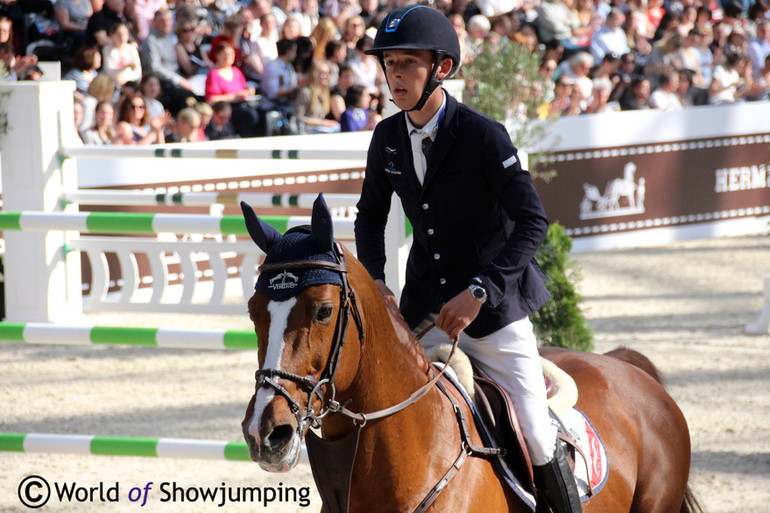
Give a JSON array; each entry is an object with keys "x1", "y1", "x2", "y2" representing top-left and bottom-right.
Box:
[{"x1": 471, "y1": 285, "x2": 486, "y2": 301}]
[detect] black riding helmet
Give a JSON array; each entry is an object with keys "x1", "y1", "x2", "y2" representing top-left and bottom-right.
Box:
[{"x1": 366, "y1": 5, "x2": 461, "y2": 111}]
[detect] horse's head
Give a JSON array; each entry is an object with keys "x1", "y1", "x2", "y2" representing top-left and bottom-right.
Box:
[{"x1": 240, "y1": 194, "x2": 364, "y2": 472}]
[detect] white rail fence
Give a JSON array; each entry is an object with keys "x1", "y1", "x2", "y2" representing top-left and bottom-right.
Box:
[{"x1": 0, "y1": 80, "x2": 409, "y2": 324}]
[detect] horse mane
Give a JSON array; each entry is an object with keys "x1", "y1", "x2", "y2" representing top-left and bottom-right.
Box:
[{"x1": 343, "y1": 246, "x2": 430, "y2": 370}]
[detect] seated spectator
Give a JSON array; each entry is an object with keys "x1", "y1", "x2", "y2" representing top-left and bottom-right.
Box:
[
  {"x1": 294, "y1": 35, "x2": 314, "y2": 80},
  {"x1": 538, "y1": 76, "x2": 575, "y2": 118},
  {"x1": 208, "y1": 12, "x2": 244, "y2": 63},
  {"x1": 724, "y1": 26, "x2": 748, "y2": 59},
  {"x1": 0, "y1": 41, "x2": 36, "y2": 82},
  {"x1": 340, "y1": 84, "x2": 377, "y2": 132},
  {"x1": 585, "y1": 76, "x2": 620, "y2": 113},
  {"x1": 140, "y1": 9, "x2": 197, "y2": 114},
  {"x1": 466, "y1": 14, "x2": 490, "y2": 59},
  {"x1": 280, "y1": 15, "x2": 302, "y2": 41},
  {"x1": 748, "y1": 20, "x2": 770, "y2": 76},
  {"x1": 79, "y1": 72, "x2": 116, "y2": 131},
  {"x1": 204, "y1": 101, "x2": 238, "y2": 140},
  {"x1": 449, "y1": 14, "x2": 472, "y2": 66},
  {"x1": 81, "y1": 99, "x2": 116, "y2": 144},
  {"x1": 102, "y1": 21, "x2": 142, "y2": 86},
  {"x1": 348, "y1": 35, "x2": 381, "y2": 94},
  {"x1": 0, "y1": 16, "x2": 17, "y2": 53},
  {"x1": 205, "y1": 41, "x2": 260, "y2": 137},
  {"x1": 536, "y1": 0, "x2": 593, "y2": 56},
  {"x1": 747, "y1": 54, "x2": 770, "y2": 100},
  {"x1": 193, "y1": 101, "x2": 213, "y2": 140},
  {"x1": 132, "y1": 0, "x2": 167, "y2": 42},
  {"x1": 557, "y1": 51, "x2": 594, "y2": 108},
  {"x1": 324, "y1": 38, "x2": 346, "y2": 85},
  {"x1": 590, "y1": 8, "x2": 630, "y2": 62},
  {"x1": 261, "y1": 38, "x2": 300, "y2": 112},
  {"x1": 624, "y1": 9, "x2": 653, "y2": 57},
  {"x1": 85, "y1": 0, "x2": 128, "y2": 48},
  {"x1": 256, "y1": 12, "x2": 279, "y2": 63},
  {"x1": 340, "y1": 15, "x2": 365, "y2": 61},
  {"x1": 175, "y1": 18, "x2": 214, "y2": 79},
  {"x1": 116, "y1": 93, "x2": 166, "y2": 144},
  {"x1": 140, "y1": 73, "x2": 166, "y2": 119},
  {"x1": 73, "y1": 98, "x2": 85, "y2": 142},
  {"x1": 54, "y1": 0, "x2": 93, "y2": 51},
  {"x1": 619, "y1": 76, "x2": 651, "y2": 110},
  {"x1": 709, "y1": 52, "x2": 753, "y2": 103},
  {"x1": 296, "y1": 60, "x2": 339, "y2": 133},
  {"x1": 310, "y1": 16, "x2": 338, "y2": 62},
  {"x1": 644, "y1": 33, "x2": 685, "y2": 87},
  {"x1": 329, "y1": 63, "x2": 355, "y2": 121},
  {"x1": 537, "y1": 58, "x2": 558, "y2": 103},
  {"x1": 649, "y1": 70, "x2": 683, "y2": 109},
  {"x1": 63, "y1": 45, "x2": 101, "y2": 95},
  {"x1": 167, "y1": 107, "x2": 201, "y2": 142}
]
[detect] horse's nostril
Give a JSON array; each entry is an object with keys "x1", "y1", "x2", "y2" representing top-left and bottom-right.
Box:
[{"x1": 267, "y1": 424, "x2": 294, "y2": 449}]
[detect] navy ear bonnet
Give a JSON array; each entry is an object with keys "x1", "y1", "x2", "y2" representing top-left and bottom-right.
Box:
[
  {"x1": 241, "y1": 194, "x2": 344, "y2": 302},
  {"x1": 255, "y1": 227, "x2": 343, "y2": 301}
]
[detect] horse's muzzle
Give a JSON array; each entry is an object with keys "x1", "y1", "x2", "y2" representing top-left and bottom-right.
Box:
[{"x1": 243, "y1": 394, "x2": 303, "y2": 472}]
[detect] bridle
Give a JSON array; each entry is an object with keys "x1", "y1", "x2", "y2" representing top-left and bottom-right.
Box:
[{"x1": 253, "y1": 239, "x2": 366, "y2": 433}]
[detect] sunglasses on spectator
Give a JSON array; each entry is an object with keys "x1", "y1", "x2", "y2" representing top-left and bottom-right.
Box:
[{"x1": 130, "y1": 103, "x2": 145, "y2": 110}]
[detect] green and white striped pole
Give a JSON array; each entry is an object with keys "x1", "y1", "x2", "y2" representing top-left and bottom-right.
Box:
[
  {"x1": 0, "y1": 433, "x2": 258, "y2": 461},
  {"x1": 0, "y1": 323, "x2": 257, "y2": 350},
  {"x1": 0, "y1": 211, "x2": 355, "y2": 238}
]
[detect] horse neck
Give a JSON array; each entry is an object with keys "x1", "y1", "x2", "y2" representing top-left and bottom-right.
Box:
[{"x1": 324, "y1": 254, "x2": 436, "y2": 434}]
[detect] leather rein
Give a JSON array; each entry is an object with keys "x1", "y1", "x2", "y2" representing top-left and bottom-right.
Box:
[{"x1": 253, "y1": 243, "x2": 494, "y2": 512}]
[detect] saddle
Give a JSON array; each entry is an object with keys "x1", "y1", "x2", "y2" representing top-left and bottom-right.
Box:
[{"x1": 430, "y1": 349, "x2": 589, "y2": 510}]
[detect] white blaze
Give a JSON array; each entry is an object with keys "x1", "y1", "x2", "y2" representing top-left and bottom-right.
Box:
[{"x1": 248, "y1": 298, "x2": 297, "y2": 440}]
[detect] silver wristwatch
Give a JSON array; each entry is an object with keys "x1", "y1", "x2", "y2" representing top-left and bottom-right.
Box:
[{"x1": 468, "y1": 283, "x2": 487, "y2": 304}]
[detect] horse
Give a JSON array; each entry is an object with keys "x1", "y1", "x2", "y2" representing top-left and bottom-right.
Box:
[{"x1": 240, "y1": 194, "x2": 702, "y2": 513}]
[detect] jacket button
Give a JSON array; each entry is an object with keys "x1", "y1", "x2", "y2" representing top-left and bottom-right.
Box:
[
  {"x1": 439, "y1": 278, "x2": 446, "y2": 285},
  {"x1": 427, "y1": 228, "x2": 434, "y2": 235},
  {"x1": 433, "y1": 253, "x2": 440, "y2": 260},
  {"x1": 422, "y1": 203, "x2": 429, "y2": 210}
]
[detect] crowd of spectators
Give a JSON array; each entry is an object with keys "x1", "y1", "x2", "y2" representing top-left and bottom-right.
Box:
[{"x1": 1, "y1": 0, "x2": 769, "y2": 143}]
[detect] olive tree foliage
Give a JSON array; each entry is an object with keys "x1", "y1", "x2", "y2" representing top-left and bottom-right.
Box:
[{"x1": 463, "y1": 39, "x2": 556, "y2": 180}]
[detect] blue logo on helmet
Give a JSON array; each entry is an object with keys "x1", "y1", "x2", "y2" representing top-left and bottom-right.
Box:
[{"x1": 384, "y1": 5, "x2": 423, "y2": 33}]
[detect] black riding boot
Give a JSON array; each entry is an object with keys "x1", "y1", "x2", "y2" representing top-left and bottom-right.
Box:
[{"x1": 533, "y1": 443, "x2": 582, "y2": 513}]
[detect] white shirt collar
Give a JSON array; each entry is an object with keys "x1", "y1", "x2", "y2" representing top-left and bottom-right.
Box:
[{"x1": 405, "y1": 89, "x2": 446, "y2": 141}]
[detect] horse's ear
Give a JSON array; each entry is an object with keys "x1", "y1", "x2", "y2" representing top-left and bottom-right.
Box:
[
  {"x1": 241, "y1": 201, "x2": 282, "y2": 252},
  {"x1": 311, "y1": 193, "x2": 334, "y2": 252}
]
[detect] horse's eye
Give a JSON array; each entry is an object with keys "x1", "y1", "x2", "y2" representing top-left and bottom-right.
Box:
[{"x1": 315, "y1": 304, "x2": 334, "y2": 323}]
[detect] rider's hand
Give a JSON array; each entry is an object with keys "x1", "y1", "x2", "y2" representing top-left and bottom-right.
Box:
[{"x1": 436, "y1": 289, "x2": 482, "y2": 341}]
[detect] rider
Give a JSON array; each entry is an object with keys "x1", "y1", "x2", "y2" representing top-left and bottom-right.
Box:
[{"x1": 353, "y1": 6, "x2": 582, "y2": 513}]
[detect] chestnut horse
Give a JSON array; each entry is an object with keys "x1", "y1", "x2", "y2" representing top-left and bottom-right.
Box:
[{"x1": 241, "y1": 195, "x2": 701, "y2": 513}]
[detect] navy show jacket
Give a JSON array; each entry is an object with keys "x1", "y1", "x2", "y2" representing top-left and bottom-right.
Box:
[{"x1": 354, "y1": 92, "x2": 550, "y2": 338}]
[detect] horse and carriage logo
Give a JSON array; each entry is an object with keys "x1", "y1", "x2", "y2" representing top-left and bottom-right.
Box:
[{"x1": 580, "y1": 162, "x2": 646, "y2": 220}]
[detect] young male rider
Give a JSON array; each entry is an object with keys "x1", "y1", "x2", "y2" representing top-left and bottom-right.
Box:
[{"x1": 353, "y1": 6, "x2": 582, "y2": 513}]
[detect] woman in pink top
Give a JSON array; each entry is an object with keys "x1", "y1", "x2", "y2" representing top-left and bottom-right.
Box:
[
  {"x1": 205, "y1": 42, "x2": 260, "y2": 137},
  {"x1": 205, "y1": 42, "x2": 255, "y2": 102}
]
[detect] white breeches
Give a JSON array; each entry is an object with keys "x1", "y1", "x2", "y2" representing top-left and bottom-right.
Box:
[{"x1": 417, "y1": 316, "x2": 557, "y2": 465}]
